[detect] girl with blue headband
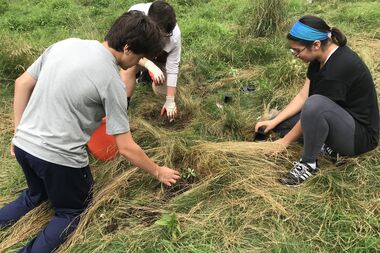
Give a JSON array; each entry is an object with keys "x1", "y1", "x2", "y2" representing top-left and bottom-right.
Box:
[{"x1": 255, "y1": 16, "x2": 379, "y2": 186}]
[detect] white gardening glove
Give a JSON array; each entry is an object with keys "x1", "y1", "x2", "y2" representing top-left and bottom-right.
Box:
[
  {"x1": 160, "y1": 96, "x2": 178, "y2": 120},
  {"x1": 144, "y1": 60, "x2": 165, "y2": 85}
]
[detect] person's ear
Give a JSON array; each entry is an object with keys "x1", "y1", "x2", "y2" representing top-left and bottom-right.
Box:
[
  {"x1": 123, "y1": 45, "x2": 131, "y2": 55},
  {"x1": 313, "y1": 40, "x2": 321, "y2": 51}
]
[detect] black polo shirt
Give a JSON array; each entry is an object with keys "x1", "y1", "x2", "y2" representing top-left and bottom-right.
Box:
[{"x1": 307, "y1": 45, "x2": 379, "y2": 154}]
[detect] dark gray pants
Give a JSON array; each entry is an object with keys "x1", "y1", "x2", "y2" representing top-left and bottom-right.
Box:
[{"x1": 274, "y1": 95, "x2": 356, "y2": 163}]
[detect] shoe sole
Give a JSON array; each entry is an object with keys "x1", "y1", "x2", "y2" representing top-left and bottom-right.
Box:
[
  {"x1": 278, "y1": 178, "x2": 302, "y2": 187},
  {"x1": 284, "y1": 183, "x2": 302, "y2": 188}
]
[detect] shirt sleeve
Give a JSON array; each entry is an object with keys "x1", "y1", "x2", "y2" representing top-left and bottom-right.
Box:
[
  {"x1": 128, "y1": 3, "x2": 150, "y2": 14},
  {"x1": 165, "y1": 30, "x2": 181, "y2": 87},
  {"x1": 101, "y1": 77, "x2": 130, "y2": 135},
  {"x1": 26, "y1": 45, "x2": 53, "y2": 80}
]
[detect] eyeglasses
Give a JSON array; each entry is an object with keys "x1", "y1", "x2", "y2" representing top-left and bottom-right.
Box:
[{"x1": 289, "y1": 47, "x2": 306, "y2": 57}]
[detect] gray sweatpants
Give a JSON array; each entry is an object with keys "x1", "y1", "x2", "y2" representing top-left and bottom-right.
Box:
[{"x1": 274, "y1": 94, "x2": 356, "y2": 163}]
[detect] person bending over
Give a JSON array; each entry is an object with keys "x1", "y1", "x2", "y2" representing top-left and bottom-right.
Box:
[
  {"x1": 120, "y1": 0, "x2": 181, "y2": 120},
  {"x1": 1, "y1": 11, "x2": 180, "y2": 253}
]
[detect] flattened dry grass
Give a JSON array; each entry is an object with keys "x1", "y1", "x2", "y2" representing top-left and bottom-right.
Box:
[{"x1": 1, "y1": 124, "x2": 379, "y2": 252}]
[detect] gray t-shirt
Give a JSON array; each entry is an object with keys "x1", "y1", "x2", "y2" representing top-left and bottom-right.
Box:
[{"x1": 13, "y1": 38, "x2": 130, "y2": 168}]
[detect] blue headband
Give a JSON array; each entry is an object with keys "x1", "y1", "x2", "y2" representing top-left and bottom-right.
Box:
[{"x1": 289, "y1": 20, "x2": 329, "y2": 41}]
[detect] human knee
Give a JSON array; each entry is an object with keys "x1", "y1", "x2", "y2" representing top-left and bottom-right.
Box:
[
  {"x1": 301, "y1": 95, "x2": 330, "y2": 118},
  {"x1": 23, "y1": 190, "x2": 47, "y2": 208}
]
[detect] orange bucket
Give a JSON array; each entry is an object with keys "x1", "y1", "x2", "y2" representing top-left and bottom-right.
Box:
[{"x1": 88, "y1": 118, "x2": 118, "y2": 161}]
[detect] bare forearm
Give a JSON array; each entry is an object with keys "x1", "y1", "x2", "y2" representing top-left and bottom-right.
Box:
[
  {"x1": 120, "y1": 67, "x2": 138, "y2": 97},
  {"x1": 13, "y1": 74, "x2": 36, "y2": 131},
  {"x1": 166, "y1": 86, "x2": 176, "y2": 97},
  {"x1": 272, "y1": 95, "x2": 305, "y2": 125},
  {"x1": 272, "y1": 79, "x2": 310, "y2": 125},
  {"x1": 115, "y1": 131, "x2": 180, "y2": 186},
  {"x1": 14, "y1": 91, "x2": 32, "y2": 130},
  {"x1": 119, "y1": 142, "x2": 159, "y2": 177}
]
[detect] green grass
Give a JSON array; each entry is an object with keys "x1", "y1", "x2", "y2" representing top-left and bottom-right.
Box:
[{"x1": 0, "y1": 0, "x2": 379, "y2": 252}]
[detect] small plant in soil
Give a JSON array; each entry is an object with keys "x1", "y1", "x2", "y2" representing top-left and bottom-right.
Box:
[{"x1": 154, "y1": 212, "x2": 181, "y2": 241}]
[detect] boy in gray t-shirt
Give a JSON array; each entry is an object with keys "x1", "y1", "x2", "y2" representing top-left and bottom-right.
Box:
[{"x1": 1, "y1": 11, "x2": 180, "y2": 253}]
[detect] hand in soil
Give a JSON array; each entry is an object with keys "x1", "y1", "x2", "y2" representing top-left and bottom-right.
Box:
[
  {"x1": 161, "y1": 96, "x2": 178, "y2": 120},
  {"x1": 157, "y1": 166, "x2": 181, "y2": 186}
]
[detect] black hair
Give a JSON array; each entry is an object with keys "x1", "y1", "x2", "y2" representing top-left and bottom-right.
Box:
[
  {"x1": 104, "y1": 10, "x2": 164, "y2": 58},
  {"x1": 148, "y1": 0, "x2": 176, "y2": 34},
  {"x1": 287, "y1": 15, "x2": 347, "y2": 48}
]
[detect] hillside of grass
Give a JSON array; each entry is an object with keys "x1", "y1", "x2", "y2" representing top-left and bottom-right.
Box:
[{"x1": 0, "y1": 0, "x2": 379, "y2": 252}]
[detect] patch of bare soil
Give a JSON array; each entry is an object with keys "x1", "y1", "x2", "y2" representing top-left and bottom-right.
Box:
[
  {"x1": 140, "y1": 106, "x2": 193, "y2": 131},
  {"x1": 104, "y1": 207, "x2": 161, "y2": 234}
]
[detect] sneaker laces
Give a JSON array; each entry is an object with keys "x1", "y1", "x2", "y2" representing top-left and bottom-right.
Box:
[
  {"x1": 324, "y1": 145, "x2": 334, "y2": 155},
  {"x1": 322, "y1": 144, "x2": 337, "y2": 155},
  {"x1": 289, "y1": 162, "x2": 310, "y2": 178},
  {"x1": 321, "y1": 144, "x2": 340, "y2": 163}
]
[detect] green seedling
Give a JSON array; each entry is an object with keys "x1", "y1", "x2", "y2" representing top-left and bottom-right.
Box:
[
  {"x1": 154, "y1": 212, "x2": 181, "y2": 241},
  {"x1": 181, "y1": 167, "x2": 197, "y2": 180}
]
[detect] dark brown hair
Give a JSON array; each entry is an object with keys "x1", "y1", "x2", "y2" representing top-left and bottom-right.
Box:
[
  {"x1": 105, "y1": 10, "x2": 164, "y2": 57},
  {"x1": 148, "y1": 0, "x2": 177, "y2": 34}
]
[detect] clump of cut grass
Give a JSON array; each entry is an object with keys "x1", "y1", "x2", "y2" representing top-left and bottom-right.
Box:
[{"x1": 196, "y1": 141, "x2": 286, "y2": 156}]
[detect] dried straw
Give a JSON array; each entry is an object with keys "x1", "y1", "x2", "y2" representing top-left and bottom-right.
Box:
[
  {"x1": 0, "y1": 203, "x2": 52, "y2": 252},
  {"x1": 57, "y1": 168, "x2": 139, "y2": 252}
]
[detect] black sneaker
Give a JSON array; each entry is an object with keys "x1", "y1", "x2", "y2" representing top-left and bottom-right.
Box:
[
  {"x1": 321, "y1": 144, "x2": 343, "y2": 165},
  {"x1": 279, "y1": 161, "x2": 319, "y2": 186}
]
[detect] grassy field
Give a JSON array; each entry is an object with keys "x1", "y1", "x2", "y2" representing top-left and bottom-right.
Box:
[{"x1": 0, "y1": 0, "x2": 379, "y2": 252}]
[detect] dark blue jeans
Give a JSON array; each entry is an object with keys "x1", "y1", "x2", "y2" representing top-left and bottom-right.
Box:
[{"x1": 0, "y1": 146, "x2": 93, "y2": 253}]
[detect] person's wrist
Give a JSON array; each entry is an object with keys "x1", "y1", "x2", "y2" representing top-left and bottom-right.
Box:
[
  {"x1": 166, "y1": 96, "x2": 175, "y2": 103},
  {"x1": 144, "y1": 60, "x2": 152, "y2": 69},
  {"x1": 269, "y1": 118, "x2": 280, "y2": 128},
  {"x1": 154, "y1": 165, "x2": 161, "y2": 179}
]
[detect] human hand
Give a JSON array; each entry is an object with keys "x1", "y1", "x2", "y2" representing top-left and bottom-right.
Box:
[
  {"x1": 157, "y1": 166, "x2": 181, "y2": 186},
  {"x1": 160, "y1": 96, "x2": 178, "y2": 121},
  {"x1": 255, "y1": 120, "x2": 277, "y2": 133},
  {"x1": 144, "y1": 60, "x2": 165, "y2": 85}
]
